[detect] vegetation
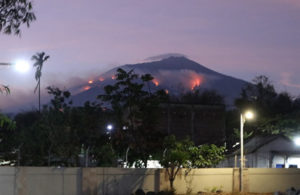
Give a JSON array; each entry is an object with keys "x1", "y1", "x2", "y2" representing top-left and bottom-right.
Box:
[
  {"x1": 0, "y1": 87, "x2": 113, "y2": 166},
  {"x1": 225, "y1": 75, "x2": 300, "y2": 151},
  {"x1": 0, "y1": 0, "x2": 35, "y2": 35},
  {"x1": 32, "y1": 52, "x2": 50, "y2": 112},
  {"x1": 159, "y1": 135, "x2": 225, "y2": 190},
  {"x1": 98, "y1": 68, "x2": 168, "y2": 167}
]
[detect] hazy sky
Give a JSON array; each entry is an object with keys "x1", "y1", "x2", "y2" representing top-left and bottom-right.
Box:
[{"x1": 0, "y1": 0, "x2": 300, "y2": 111}]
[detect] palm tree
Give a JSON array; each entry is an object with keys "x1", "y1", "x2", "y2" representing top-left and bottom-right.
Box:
[{"x1": 32, "y1": 52, "x2": 50, "y2": 112}]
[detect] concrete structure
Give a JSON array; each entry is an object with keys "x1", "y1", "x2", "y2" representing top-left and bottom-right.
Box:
[
  {"x1": 158, "y1": 104, "x2": 225, "y2": 145},
  {"x1": 0, "y1": 167, "x2": 300, "y2": 195},
  {"x1": 221, "y1": 135, "x2": 300, "y2": 168}
]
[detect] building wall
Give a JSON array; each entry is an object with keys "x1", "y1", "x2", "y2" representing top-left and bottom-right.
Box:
[
  {"x1": 0, "y1": 167, "x2": 300, "y2": 195},
  {"x1": 221, "y1": 137, "x2": 300, "y2": 168},
  {"x1": 246, "y1": 168, "x2": 300, "y2": 193},
  {"x1": 157, "y1": 104, "x2": 225, "y2": 145}
]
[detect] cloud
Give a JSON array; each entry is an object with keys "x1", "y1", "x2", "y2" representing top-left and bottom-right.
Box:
[
  {"x1": 45, "y1": 75, "x2": 87, "y2": 89},
  {"x1": 280, "y1": 72, "x2": 300, "y2": 88},
  {"x1": 145, "y1": 53, "x2": 187, "y2": 62}
]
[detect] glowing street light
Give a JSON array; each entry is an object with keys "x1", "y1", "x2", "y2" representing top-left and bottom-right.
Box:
[
  {"x1": 14, "y1": 60, "x2": 30, "y2": 73},
  {"x1": 106, "y1": 124, "x2": 113, "y2": 131},
  {"x1": 240, "y1": 110, "x2": 254, "y2": 192},
  {"x1": 0, "y1": 60, "x2": 30, "y2": 73},
  {"x1": 294, "y1": 137, "x2": 300, "y2": 146}
]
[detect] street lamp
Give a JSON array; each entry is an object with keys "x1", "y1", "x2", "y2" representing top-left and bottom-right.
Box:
[
  {"x1": 106, "y1": 124, "x2": 113, "y2": 132},
  {"x1": 240, "y1": 110, "x2": 254, "y2": 192},
  {"x1": 293, "y1": 137, "x2": 300, "y2": 146},
  {"x1": 0, "y1": 60, "x2": 30, "y2": 73}
]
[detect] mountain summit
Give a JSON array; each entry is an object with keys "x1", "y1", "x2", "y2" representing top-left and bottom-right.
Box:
[{"x1": 71, "y1": 56, "x2": 248, "y2": 106}]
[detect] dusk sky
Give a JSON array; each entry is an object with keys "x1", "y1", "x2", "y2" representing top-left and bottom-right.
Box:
[{"x1": 0, "y1": 0, "x2": 299, "y2": 111}]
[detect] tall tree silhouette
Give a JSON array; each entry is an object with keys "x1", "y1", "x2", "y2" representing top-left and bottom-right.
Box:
[{"x1": 32, "y1": 52, "x2": 50, "y2": 112}]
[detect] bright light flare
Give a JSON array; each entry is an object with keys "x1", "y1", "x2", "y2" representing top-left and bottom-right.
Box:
[
  {"x1": 244, "y1": 111, "x2": 254, "y2": 119},
  {"x1": 107, "y1": 124, "x2": 113, "y2": 131},
  {"x1": 88, "y1": 80, "x2": 93, "y2": 84},
  {"x1": 14, "y1": 60, "x2": 30, "y2": 73},
  {"x1": 294, "y1": 137, "x2": 300, "y2": 146}
]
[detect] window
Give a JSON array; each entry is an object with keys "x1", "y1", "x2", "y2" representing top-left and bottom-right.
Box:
[
  {"x1": 289, "y1": 165, "x2": 298, "y2": 168},
  {"x1": 276, "y1": 164, "x2": 285, "y2": 168}
]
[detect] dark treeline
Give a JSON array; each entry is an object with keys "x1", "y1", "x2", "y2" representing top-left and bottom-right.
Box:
[{"x1": 0, "y1": 86, "x2": 113, "y2": 166}]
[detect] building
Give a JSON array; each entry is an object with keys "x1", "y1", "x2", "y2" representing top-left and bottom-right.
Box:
[
  {"x1": 220, "y1": 135, "x2": 300, "y2": 168},
  {"x1": 157, "y1": 103, "x2": 225, "y2": 145}
]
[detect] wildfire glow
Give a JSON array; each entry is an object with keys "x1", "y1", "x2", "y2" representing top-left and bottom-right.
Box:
[
  {"x1": 84, "y1": 86, "x2": 91, "y2": 91},
  {"x1": 165, "y1": 89, "x2": 169, "y2": 94},
  {"x1": 190, "y1": 76, "x2": 203, "y2": 90},
  {"x1": 112, "y1": 75, "x2": 116, "y2": 80},
  {"x1": 99, "y1": 77, "x2": 104, "y2": 82},
  {"x1": 152, "y1": 79, "x2": 159, "y2": 86},
  {"x1": 88, "y1": 80, "x2": 93, "y2": 84}
]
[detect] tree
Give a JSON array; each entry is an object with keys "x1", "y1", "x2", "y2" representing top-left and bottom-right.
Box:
[
  {"x1": 226, "y1": 75, "x2": 300, "y2": 150},
  {"x1": 235, "y1": 75, "x2": 277, "y2": 117},
  {"x1": 32, "y1": 52, "x2": 50, "y2": 112},
  {"x1": 0, "y1": 113, "x2": 15, "y2": 129},
  {"x1": 159, "y1": 135, "x2": 225, "y2": 191},
  {"x1": 188, "y1": 144, "x2": 225, "y2": 168},
  {"x1": 0, "y1": 0, "x2": 36, "y2": 35},
  {"x1": 98, "y1": 68, "x2": 168, "y2": 167},
  {"x1": 0, "y1": 113, "x2": 16, "y2": 164},
  {"x1": 159, "y1": 135, "x2": 191, "y2": 191},
  {"x1": 6, "y1": 86, "x2": 113, "y2": 167}
]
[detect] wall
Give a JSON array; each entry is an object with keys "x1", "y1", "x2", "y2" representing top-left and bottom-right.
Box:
[
  {"x1": 0, "y1": 167, "x2": 299, "y2": 195},
  {"x1": 245, "y1": 168, "x2": 300, "y2": 193},
  {"x1": 157, "y1": 104, "x2": 225, "y2": 145},
  {"x1": 160, "y1": 168, "x2": 235, "y2": 194}
]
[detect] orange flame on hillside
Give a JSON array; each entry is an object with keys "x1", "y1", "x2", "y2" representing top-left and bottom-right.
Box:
[
  {"x1": 165, "y1": 89, "x2": 169, "y2": 94},
  {"x1": 84, "y1": 86, "x2": 91, "y2": 91},
  {"x1": 112, "y1": 75, "x2": 116, "y2": 80},
  {"x1": 190, "y1": 75, "x2": 203, "y2": 90},
  {"x1": 99, "y1": 77, "x2": 104, "y2": 82},
  {"x1": 152, "y1": 79, "x2": 159, "y2": 86}
]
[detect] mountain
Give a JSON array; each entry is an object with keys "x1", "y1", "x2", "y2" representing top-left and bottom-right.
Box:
[{"x1": 70, "y1": 56, "x2": 249, "y2": 106}]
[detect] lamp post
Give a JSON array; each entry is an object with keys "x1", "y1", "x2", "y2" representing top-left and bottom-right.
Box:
[
  {"x1": 240, "y1": 111, "x2": 254, "y2": 192},
  {"x1": 0, "y1": 60, "x2": 30, "y2": 73},
  {"x1": 294, "y1": 137, "x2": 300, "y2": 146},
  {"x1": 0, "y1": 62, "x2": 12, "y2": 66},
  {"x1": 0, "y1": 61, "x2": 30, "y2": 94}
]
